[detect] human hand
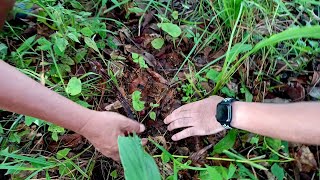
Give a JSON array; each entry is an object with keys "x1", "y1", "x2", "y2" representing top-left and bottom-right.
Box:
[
  {"x1": 164, "y1": 96, "x2": 225, "y2": 141},
  {"x1": 79, "y1": 111, "x2": 145, "y2": 161}
]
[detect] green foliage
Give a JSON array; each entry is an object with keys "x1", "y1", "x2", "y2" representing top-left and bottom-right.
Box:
[
  {"x1": 151, "y1": 38, "x2": 165, "y2": 50},
  {"x1": 110, "y1": 170, "x2": 118, "y2": 179},
  {"x1": 214, "y1": 130, "x2": 237, "y2": 153},
  {"x1": 132, "y1": 91, "x2": 145, "y2": 111},
  {"x1": 132, "y1": 53, "x2": 148, "y2": 68},
  {"x1": 118, "y1": 135, "x2": 161, "y2": 180},
  {"x1": 25, "y1": 116, "x2": 44, "y2": 126},
  {"x1": 149, "y1": 111, "x2": 156, "y2": 120},
  {"x1": 84, "y1": 37, "x2": 99, "y2": 53},
  {"x1": 271, "y1": 163, "x2": 284, "y2": 180},
  {"x1": 218, "y1": 0, "x2": 244, "y2": 27},
  {"x1": 48, "y1": 124, "x2": 65, "y2": 141},
  {"x1": 158, "y1": 23, "x2": 182, "y2": 38},
  {"x1": 66, "y1": 77, "x2": 82, "y2": 96},
  {"x1": 206, "y1": 69, "x2": 220, "y2": 82},
  {"x1": 171, "y1": 11, "x2": 179, "y2": 20}
]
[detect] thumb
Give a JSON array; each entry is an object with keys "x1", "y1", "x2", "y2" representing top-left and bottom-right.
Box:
[{"x1": 121, "y1": 119, "x2": 146, "y2": 134}]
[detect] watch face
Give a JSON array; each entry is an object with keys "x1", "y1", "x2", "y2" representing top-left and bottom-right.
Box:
[{"x1": 216, "y1": 103, "x2": 229, "y2": 122}]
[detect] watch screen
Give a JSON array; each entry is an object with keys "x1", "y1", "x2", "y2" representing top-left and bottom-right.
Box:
[{"x1": 216, "y1": 104, "x2": 228, "y2": 122}]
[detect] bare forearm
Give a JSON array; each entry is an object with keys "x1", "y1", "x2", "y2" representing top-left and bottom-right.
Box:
[
  {"x1": 0, "y1": 61, "x2": 92, "y2": 133},
  {"x1": 232, "y1": 101, "x2": 320, "y2": 144}
]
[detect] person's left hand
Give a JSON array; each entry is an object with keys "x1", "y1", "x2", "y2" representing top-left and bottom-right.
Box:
[{"x1": 164, "y1": 96, "x2": 225, "y2": 141}]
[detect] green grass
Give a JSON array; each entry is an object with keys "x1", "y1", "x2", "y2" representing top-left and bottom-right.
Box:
[{"x1": 1, "y1": 0, "x2": 320, "y2": 179}]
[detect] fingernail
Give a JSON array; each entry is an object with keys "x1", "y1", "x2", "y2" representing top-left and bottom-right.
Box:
[{"x1": 140, "y1": 124, "x2": 146, "y2": 132}]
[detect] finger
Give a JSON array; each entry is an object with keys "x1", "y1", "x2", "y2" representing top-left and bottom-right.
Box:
[
  {"x1": 112, "y1": 155, "x2": 120, "y2": 162},
  {"x1": 141, "y1": 138, "x2": 148, "y2": 146},
  {"x1": 121, "y1": 119, "x2": 146, "y2": 133},
  {"x1": 167, "y1": 117, "x2": 193, "y2": 131},
  {"x1": 172, "y1": 127, "x2": 198, "y2": 141},
  {"x1": 164, "y1": 108, "x2": 193, "y2": 124}
]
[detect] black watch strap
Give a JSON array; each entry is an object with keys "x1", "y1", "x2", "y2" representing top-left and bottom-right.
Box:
[{"x1": 215, "y1": 98, "x2": 238, "y2": 129}]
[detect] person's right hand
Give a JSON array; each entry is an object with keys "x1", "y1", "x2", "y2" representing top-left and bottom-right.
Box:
[
  {"x1": 78, "y1": 111, "x2": 145, "y2": 161},
  {"x1": 164, "y1": 96, "x2": 225, "y2": 141}
]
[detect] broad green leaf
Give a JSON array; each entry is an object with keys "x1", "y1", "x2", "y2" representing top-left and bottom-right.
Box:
[
  {"x1": 238, "y1": 163, "x2": 256, "y2": 179},
  {"x1": 75, "y1": 49, "x2": 87, "y2": 63},
  {"x1": 265, "y1": 137, "x2": 282, "y2": 151},
  {"x1": 250, "y1": 136, "x2": 259, "y2": 145},
  {"x1": 158, "y1": 23, "x2": 182, "y2": 38},
  {"x1": 25, "y1": 116, "x2": 44, "y2": 126},
  {"x1": 171, "y1": 11, "x2": 179, "y2": 20},
  {"x1": 214, "y1": 129, "x2": 237, "y2": 153},
  {"x1": 151, "y1": 38, "x2": 164, "y2": 50},
  {"x1": 132, "y1": 52, "x2": 139, "y2": 59},
  {"x1": 240, "y1": 87, "x2": 253, "y2": 102},
  {"x1": 228, "y1": 43, "x2": 252, "y2": 62},
  {"x1": 111, "y1": 170, "x2": 118, "y2": 179},
  {"x1": 59, "y1": 161, "x2": 73, "y2": 176},
  {"x1": 221, "y1": 86, "x2": 236, "y2": 97},
  {"x1": 37, "y1": 37, "x2": 52, "y2": 51},
  {"x1": 253, "y1": 26, "x2": 320, "y2": 52},
  {"x1": 81, "y1": 27, "x2": 94, "y2": 37},
  {"x1": 67, "y1": 32, "x2": 80, "y2": 43},
  {"x1": 206, "y1": 69, "x2": 220, "y2": 82},
  {"x1": 70, "y1": 0, "x2": 83, "y2": 9},
  {"x1": 17, "y1": 35, "x2": 36, "y2": 53},
  {"x1": 149, "y1": 111, "x2": 156, "y2": 120},
  {"x1": 66, "y1": 77, "x2": 82, "y2": 96},
  {"x1": 132, "y1": 91, "x2": 145, "y2": 111},
  {"x1": 271, "y1": 163, "x2": 284, "y2": 180},
  {"x1": 9, "y1": 132, "x2": 21, "y2": 144},
  {"x1": 118, "y1": 135, "x2": 161, "y2": 180},
  {"x1": 84, "y1": 37, "x2": 99, "y2": 52},
  {"x1": 54, "y1": 38, "x2": 68, "y2": 54},
  {"x1": 56, "y1": 148, "x2": 71, "y2": 160},
  {"x1": 206, "y1": 166, "x2": 223, "y2": 180},
  {"x1": 61, "y1": 56, "x2": 75, "y2": 66},
  {"x1": 48, "y1": 124, "x2": 65, "y2": 142},
  {"x1": 227, "y1": 164, "x2": 236, "y2": 179},
  {"x1": 161, "y1": 152, "x2": 170, "y2": 163}
]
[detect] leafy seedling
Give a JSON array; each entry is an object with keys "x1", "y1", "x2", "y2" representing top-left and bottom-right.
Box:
[
  {"x1": 132, "y1": 53, "x2": 148, "y2": 68},
  {"x1": 158, "y1": 23, "x2": 182, "y2": 38},
  {"x1": 151, "y1": 38, "x2": 164, "y2": 50},
  {"x1": 171, "y1": 11, "x2": 179, "y2": 20},
  {"x1": 149, "y1": 112, "x2": 156, "y2": 120},
  {"x1": 66, "y1": 77, "x2": 82, "y2": 96},
  {"x1": 132, "y1": 91, "x2": 145, "y2": 111}
]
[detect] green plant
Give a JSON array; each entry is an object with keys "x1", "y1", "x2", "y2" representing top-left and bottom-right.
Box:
[
  {"x1": 118, "y1": 135, "x2": 161, "y2": 180},
  {"x1": 151, "y1": 38, "x2": 165, "y2": 50},
  {"x1": 132, "y1": 90, "x2": 145, "y2": 111},
  {"x1": 158, "y1": 23, "x2": 182, "y2": 38},
  {"x1": 132, "y1": 53, "x2": 148, "y2": 68}
]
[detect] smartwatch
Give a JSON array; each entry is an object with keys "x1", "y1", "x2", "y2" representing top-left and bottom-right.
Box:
[{"x1": 215, "y1": 98, "x2": 238, "y2": 129}]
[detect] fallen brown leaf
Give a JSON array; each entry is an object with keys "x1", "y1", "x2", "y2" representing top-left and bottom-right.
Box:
[{"x1": 295, "y1": 145, "x2": 318, "y2": 172}]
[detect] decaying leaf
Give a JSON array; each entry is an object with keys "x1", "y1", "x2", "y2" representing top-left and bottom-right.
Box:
[
  {"x1": 105, "y1": 100, "x2": 123, "y2": 111},
  {"x1": 295, "y1": 145, "x2": 318, "y2": 172}
]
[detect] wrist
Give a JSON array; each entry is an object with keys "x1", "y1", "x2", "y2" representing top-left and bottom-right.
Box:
[{"x1": 230, "y1": 101, "x2": 249, "y2": 130}]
